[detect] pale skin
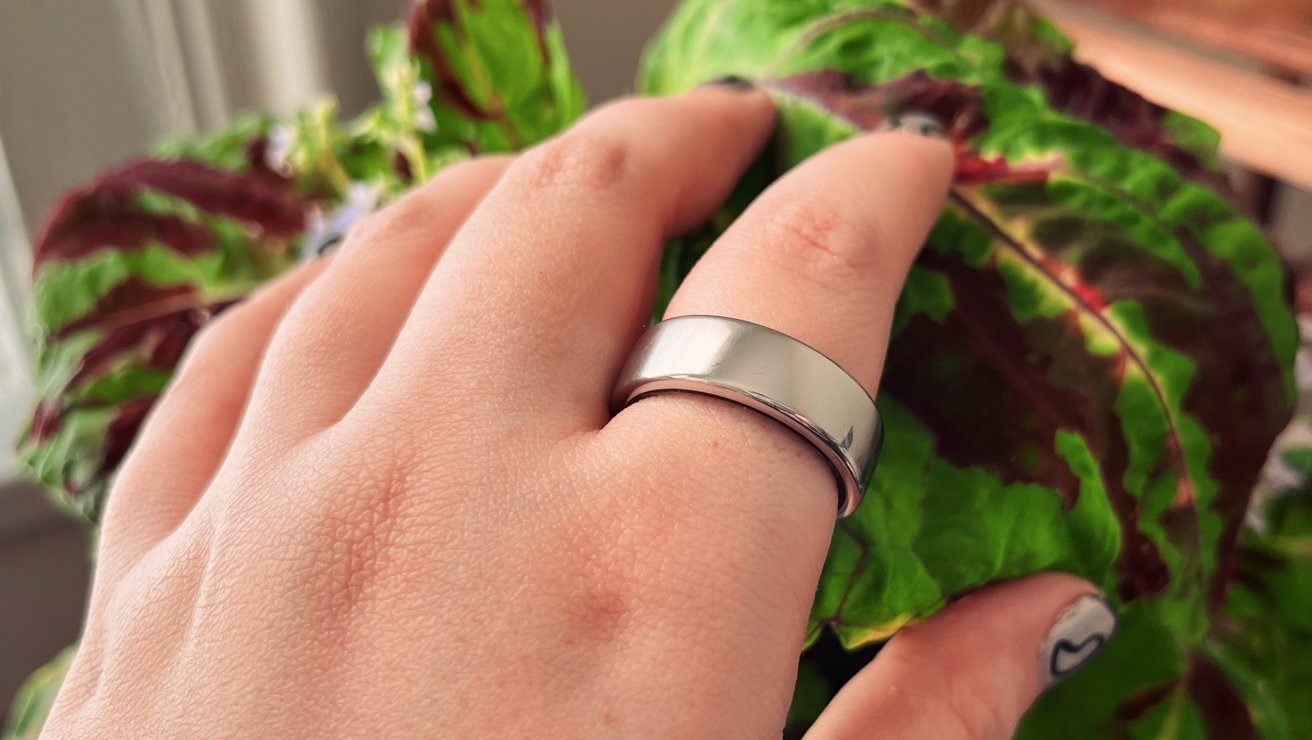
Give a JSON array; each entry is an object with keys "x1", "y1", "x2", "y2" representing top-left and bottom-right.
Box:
[{"x1": 46, "y1": 86, "x2": 1102, "y2": 738}]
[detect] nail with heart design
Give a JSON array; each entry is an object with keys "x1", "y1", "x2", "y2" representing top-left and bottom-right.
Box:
[{"x1": 1040, "y1": 594, "x2": 1117, "y2": 688}]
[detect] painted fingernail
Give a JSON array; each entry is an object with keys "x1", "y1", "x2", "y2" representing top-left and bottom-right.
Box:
[
  {"x1": 698, "y1": 74, "x2": 756, "y2": 91},
  {"x1": 884, "y1": 112, "x2": 946, "y2": 138},
  {"x1": 1040, "y1": 594, "x2": 1117, "y2": 688},
  {"x1": 316, "y1": 234, "x2": 344, "y2": 257}
]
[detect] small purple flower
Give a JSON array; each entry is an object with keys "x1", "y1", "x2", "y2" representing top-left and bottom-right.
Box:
[{"x1": 412, "y1": 80, "x2": 438, "y2": 133}]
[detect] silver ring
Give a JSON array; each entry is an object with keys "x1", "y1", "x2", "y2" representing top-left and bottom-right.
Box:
[{"x1": 610, "y1": 315, "x2": 882, "y2": 517}]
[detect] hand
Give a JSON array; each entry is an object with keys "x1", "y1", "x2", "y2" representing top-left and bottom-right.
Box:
[{"x1": 47, "y1": 84, "x2": 1114, "y2": 738}]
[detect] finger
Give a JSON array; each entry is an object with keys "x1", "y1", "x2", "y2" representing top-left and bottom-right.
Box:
[
  {"x1": 97, "y1": 258, "x2": 328, "y2": 581},
  {"x1": 359, "y1": 84, "x2": 775, "y2": 430},
  {"x1": 240, "y1": 156, "x2": 511, "y2": 440},
  {"x1": 609, "y1": 127, "x2": 952, "y2": 563},
  {"x1": 593, "y1": 128, "x2": 952, "y2": 733},
  {"x1": 667, "y1": 128, "x2": 952, "y2": 393},
  {"x1": 806, "y1": 574, "x2": 1116, "y2": 739}
]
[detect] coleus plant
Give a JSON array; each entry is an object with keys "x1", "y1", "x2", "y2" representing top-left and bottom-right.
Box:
[
  {"x1": 18, "y1": 11, "x2": 582, "y2": 519},
  {"x1": 7, "y1": 0, "x2": 1303, "y2": 737}
]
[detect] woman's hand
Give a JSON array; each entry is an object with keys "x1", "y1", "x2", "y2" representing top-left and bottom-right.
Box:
[{"x1": 47, "y1": 84, "x2": 1113, "y2": 738}]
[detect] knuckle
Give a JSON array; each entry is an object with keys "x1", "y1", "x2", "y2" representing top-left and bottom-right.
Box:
[
  {"x1": 293, "y1": 451, "x2": 412, "y2": 622},
  {"x1": 758, "y1": 196, "x2": 883, "y2": 286},
  {"x1": 550, "y1": 521, "x2": 636, "y2": 645},
  {"x1": 164, "y1": 352, "x2": 216, "y2": 402},
  {"x1": 187, "y1": 305, "x2": 241, "y2": 352},
  {"x1": 534, "y1": 461, "x2": 670, "y2": 645},
  {"x1": 342, "y1": 155, "x2": 499, "y2": 252},
  {"x1": 583, "y1": 94, "x2": 658, "y2": 131},
  {"x1": 335, "y1": 208, "x2": 391, "y2": 257},
  {"x1": 508, "y1": 133, "x2": 631, "y2": 192},
  {"x1": 168, "y1": 314, "x2": 241, "y2": 388}
]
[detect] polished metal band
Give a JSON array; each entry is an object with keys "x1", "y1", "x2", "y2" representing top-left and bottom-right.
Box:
[{"x1": 610, "y1": 315, "x2": 882, "y2": 517}]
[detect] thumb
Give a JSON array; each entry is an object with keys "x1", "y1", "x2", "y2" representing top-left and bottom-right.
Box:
[{"x1": 805, "y1": 573, "x2": 1117, "y2": 740}]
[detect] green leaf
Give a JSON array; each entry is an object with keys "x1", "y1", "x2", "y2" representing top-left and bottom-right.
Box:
[
  {"x1": 16, "y1": 2, "x2": 588, "y2": 523},
  {"x1": 1280, "y1": 447, "x2": 1312, "y2": 481},
  {"x1": 641, "y1": 0, "x2": 1296, "y2": 734},
  {"x1": 401, "y1": 0, "x2": 585, "y2": 153},
  {"x1": 1206, "y1": 468, "x2": 1312, "y2": 738},
  {"x1": 3, "y1": 645, "x2": 75, "y2": 740},
  {"x1": 18, "y1": 130, "x2": 310, "y2": 520},
  {"x1": 785, "y1": 659, "x2": 831, "y2": 731}
]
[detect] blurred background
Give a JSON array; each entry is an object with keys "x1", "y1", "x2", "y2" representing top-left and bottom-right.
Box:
[{"x1": 0, "y1": 0, "x2": 1309, "y2": 724}]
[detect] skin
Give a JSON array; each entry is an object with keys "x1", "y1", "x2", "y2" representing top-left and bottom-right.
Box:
[{"x1": 46, "y1": 86, "x2": 1102, "y2": 738}]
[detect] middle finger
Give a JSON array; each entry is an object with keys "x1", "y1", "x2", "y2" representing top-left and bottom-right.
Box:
[{"x1": 356, "y1": 85, "x2": 775, "y2": 433}]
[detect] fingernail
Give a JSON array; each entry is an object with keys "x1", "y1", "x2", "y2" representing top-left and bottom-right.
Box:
[
  {"x1": 316, "y1": 234, "x2": 344, "y2": 257},
  {"x1": 884, "y1": 112, "x2": 946, "y2": 138},
  {"x1": 1040, "y1": 594, "x2": 1117, "y2": 688},
  {"x1": 698, "y1": 74, "x2": 755, "y2": 91}
]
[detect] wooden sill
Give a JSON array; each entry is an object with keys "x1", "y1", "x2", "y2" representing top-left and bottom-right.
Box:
[
  {"x1": 1033, "y1": 0, "x2": 1312, "y2": 191},
  {"x1": 1067, "y1": 0, "x2": 1312, "y2": 77}
]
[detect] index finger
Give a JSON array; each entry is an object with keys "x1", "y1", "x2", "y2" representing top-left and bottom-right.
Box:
[
  {"x1": 600, "y1": 125, "x2": 953, "y2": 729},
  {"x1": 611, "y1": 125, "x2": 954, "y2": 513},
  {"x1": 666, "y1": 127, "x2": 953, "y2": 393}
]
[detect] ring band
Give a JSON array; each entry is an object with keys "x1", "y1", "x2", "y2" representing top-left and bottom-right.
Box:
[{"x1": 610, "y1": 315, "x2": 882, "y2": 517}]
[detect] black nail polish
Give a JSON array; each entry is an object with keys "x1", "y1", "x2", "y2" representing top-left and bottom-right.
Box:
[{"x1": 699, "y1": 74, "x2": 756, "y2": 91}]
